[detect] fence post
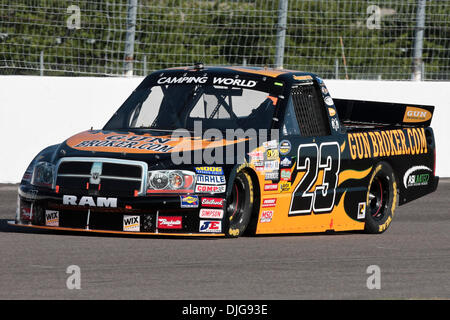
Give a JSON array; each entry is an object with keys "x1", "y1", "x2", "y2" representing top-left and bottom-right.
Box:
[
  {"x1": 412, "y1": 0, "x2": 426, "y2": 81},
  {"x1": 335, "y1": 58, "x2": 339, "y2": 79},
  {"x1": 40, "y1": 51, "x2": 44, "y2": 76},
  {"x1": 275, "y1": 0, "x2": 288, "y2": 69},
  {"x1": 124, "y1": 0, "x2": 138, "y2": 77},
  {"x1": 143, "y1": 55, "x2": 147, "y2": 76}
]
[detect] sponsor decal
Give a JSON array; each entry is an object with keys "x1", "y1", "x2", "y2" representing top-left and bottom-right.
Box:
[
  {"x1": 280, "y1": 157, "x2": 293, "y2": 168},
  {"x1": 266, "y1": 148, "x2": 279, "y2": 160},
  {"x1": 279, "y1": 140, "x2": 291, "y2": 155},
  {"x1": 357, "y1": 203, "x2": 366, "y2": 220},
  {"x1": 403, "y1": 166, "x2": 432, "y2": 188},
  {"x1": 265, "y1": 171, "x2": 279, "y2": 181},
  {"x1": 322, "y1": 87, "x2": 329, "y2": 95},
  {"x1": 331, "y1": 118, "x2": 340, "y2": 131},
  {"x1": 264, "y1": 160, "x2": 279, "y2": 171},
  {"x1": 199, "y1": 208, "x2": 224, "y2": 219},
  {"x1": 264, "y1": 183, "x2": 278, "y2": 191},
  {"x1": 347, "y1": 128, "x2": 428, "y2": 160},
  {"x1": 262, "y1": 198, "x2": 277, "y2": 208},
  {"x1": 213, "y1": 77, "x2": 257, "y2": 88},
  {"x1": 67, "y1": 131, "x2": 246, "y2": 155},
  {"x1": 328, "y1": 107, "x2": 336, "y2": 117},
  {"x1": 324, "y1": 96, "x2": 334, "y2": 106},
  {"x1": 195, "y1": 184, "x2": 226, "y2": 193},
  {"x1": 45, "y1": 210, "x2": 59, "y2": 227},
  {"x1": 263, "y1": 140, "x2": 278, "y2": 149},
  {"x1": 280, "y1": 181, "x2": 291, "y2": 192},
  {"x1": 403, "y1": 106, "x2": 432, "y2": 123},
  {"x1": 293, "y1": 75, "x2": 312, "y2": 81},
  {"x1": 280, "y1": 169, "x2": 292, "y2": 181},
  {"x1": 72, "y1": 133, "x2": 174, "y2": 153},
  {"x1": 196, "y1": 174, "x2": 226, "y2": 185},
  {"x1": 253, "y1": 161, "x2": 264, "y2": 169},
  {"x1": 157, "y1": 76, "x2": 208, "y2": 85},
  {"x1": 201, "y1": 197, "x2": 225, "y2": 208},
  {"x1": 194, "y1": 166, "x2": 224, "y2": 175},
  {"x1": 123, "y1": 215, "x2": 140, "y2": 232},
  {"x1": 180, "y1": 195, "x2": 199, "y2": 208},
  {"x1": 20, "y1": 207, "x2": 32, "y2": 221},
  {"x1": 248, "y1": 151, "x2": 264, "y2": 161},
  {"x1": 158, "y1": 216, "x2": 182, "y2": 229},
  {"x1": 260, "y1": 210, "x2": 274, "y2": 223},
  {"x1": 157, "y1": 76, "x2": 258, "y2": 88},
  {"x1": 199, "y1": 220, "x2": 222, "y2": 233},
  {"x1": 63, "y1": 195, "x2": 117, "y2": 208}
]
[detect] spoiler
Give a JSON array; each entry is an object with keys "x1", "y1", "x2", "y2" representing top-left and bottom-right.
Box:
[{"x1": 333, "y1": 99, "x2": 434, "y2": 128}]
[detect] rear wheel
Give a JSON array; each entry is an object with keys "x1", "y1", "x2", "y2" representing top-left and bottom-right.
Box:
[
  {"x1": 225, "y1": 171, "x2": 254, "y2": 237},
  {"x1": 364, "y1": 162, "x2": 398, "y2": 234}
]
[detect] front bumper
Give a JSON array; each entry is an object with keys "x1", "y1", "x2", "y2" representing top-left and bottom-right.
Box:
[
  {"x1": 8, "y1": 221, "x2": 225, "y2": 237},
  {"x1": 14, "y1": 184, "x2": 227, "y2": 236}
]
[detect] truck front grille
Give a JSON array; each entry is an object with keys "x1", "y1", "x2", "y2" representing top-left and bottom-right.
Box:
[{"x1": 55, "y1": 157, "x2": 148, "y2": 197}]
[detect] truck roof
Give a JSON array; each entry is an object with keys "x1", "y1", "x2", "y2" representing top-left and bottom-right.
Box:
[{"x1": 155, "y1": 65, "x2": 318, "y2": 82}]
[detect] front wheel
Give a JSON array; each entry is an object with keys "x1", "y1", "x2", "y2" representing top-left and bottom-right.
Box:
[
  {"x1": 364, "y1": 162, "x2": 398, "y2": 234},
  {"x1": 225, "y1": 171, "x2": 254, "y2": 237}
]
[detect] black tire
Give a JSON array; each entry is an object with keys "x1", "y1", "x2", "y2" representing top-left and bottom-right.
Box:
[
  {"x1": 225, "y1": 171, "x2": 254, "y2": 237},
  {"x1": 364, "y1": 162, "x2": 398, "y2": 234}
]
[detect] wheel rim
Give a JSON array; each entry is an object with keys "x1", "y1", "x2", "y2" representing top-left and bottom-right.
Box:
[{"x1": 369, "y1": 176, "x2": 389, "y2": 221}]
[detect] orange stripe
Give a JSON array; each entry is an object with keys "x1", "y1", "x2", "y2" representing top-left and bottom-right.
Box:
[
  {"x1": 228, "y1": 67, "x2": 289, "y2": 78},
  {"x1": 9, "y1": 222, "x2": 225, "y2": 237}
]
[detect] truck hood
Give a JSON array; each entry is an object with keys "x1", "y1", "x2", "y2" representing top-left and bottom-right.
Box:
[{"x1": 60, "y1": 130, "x2": 247, "y2": 164}]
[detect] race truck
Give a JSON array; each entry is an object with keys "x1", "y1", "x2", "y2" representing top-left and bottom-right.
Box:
[{"x1": 11, "y1": 65, "x2": 439, "y2": 237}]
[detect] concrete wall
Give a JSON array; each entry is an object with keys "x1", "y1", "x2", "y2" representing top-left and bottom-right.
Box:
[
  {"x1": 325, "y1": 80, "x2": 449, "y2": 179},
  {"x1": 0, "y1": 76, "x2": 448, "y2": 182},
  {"x1": 0, "y1": 76, "x2": 142, "y2": 183}
]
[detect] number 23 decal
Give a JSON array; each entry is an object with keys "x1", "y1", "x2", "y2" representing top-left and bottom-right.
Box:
[{"x1": 289, "y1": 142, "x2": 341, "y2": 216}]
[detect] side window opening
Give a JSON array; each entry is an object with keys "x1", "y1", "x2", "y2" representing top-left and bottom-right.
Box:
[
  {"x1": 281, "y1": 98, "x2": 301, "y2": 136},
  {"x1": 291, "y1": 83, "x2": 331, "y2": 136}
]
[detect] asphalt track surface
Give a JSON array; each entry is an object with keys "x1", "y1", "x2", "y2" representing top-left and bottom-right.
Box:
[{"x1": 0, "y1": 181, "x2": 448, "y2": 300}]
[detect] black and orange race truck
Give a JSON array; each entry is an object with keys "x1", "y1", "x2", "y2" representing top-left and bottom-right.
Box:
[{"x1": 11, "y1": 65, "x2": 439, "y2": 237}]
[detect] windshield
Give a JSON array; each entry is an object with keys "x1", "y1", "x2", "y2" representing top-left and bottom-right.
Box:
[{"x1": 104, "y1": 80, "x2": 280, "y2": 132}]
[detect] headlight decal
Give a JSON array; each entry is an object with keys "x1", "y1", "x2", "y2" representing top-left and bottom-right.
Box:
[
  {"x1": 31, "y1": 162, "x2": 55, "y2": 188},
  {"x1": 147, "y1": 170, "x2": 195, "y2": 193}
]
